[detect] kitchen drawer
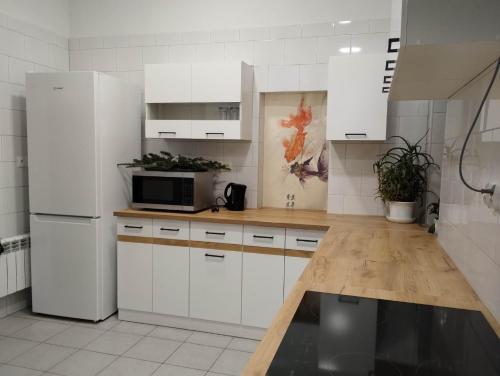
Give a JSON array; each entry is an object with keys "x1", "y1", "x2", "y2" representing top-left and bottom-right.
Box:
[
  {"x1": 191, "y1": 120, "x2": 240, "y2": 140},
  {"x1": 153, "y1": 219, "x2": 189, "y2": 240},
  {"x1": 190, "y1": 221, "x2": 243, "y2": 245},
  {"x1": 117, "y1": 218, "x2": 153, "y2": 237},
  {"x1": 189, "y1": 247, "x2": 242, "y2": 324},
  {"x1": 243, "y1": 225, "x2": 285, "y2": 249},
  {"x1": 285, "y1": 228, "x2": 325, "y2": 252},
  {"x1": 145, "y1": 120, "x2": 192, "y2": 139}
]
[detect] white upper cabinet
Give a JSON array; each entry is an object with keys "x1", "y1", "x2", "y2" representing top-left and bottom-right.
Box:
[
  {"x1": 144, "y1": 61, "x2": 253, "y2": 140},
  {"x1": 145, "y1": 63, "x2": 191, "y2": 103},
  {"x1": 327, "y1": 53, "x2": 388, "y2": 141}
]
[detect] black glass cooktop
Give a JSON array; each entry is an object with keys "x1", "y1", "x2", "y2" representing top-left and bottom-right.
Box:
[{"x1": 267, "y1": 291, "x2": 500, "y2": 376}]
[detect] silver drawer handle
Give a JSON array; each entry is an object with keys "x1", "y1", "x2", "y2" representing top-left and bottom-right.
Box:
[
  {"x1": 253, "y1": 235, "x2": 274, "y2": 240},
  {"x1": 124, "y1": 225, "x2": 143, "y2": 229},
  {"x1": 296, "y1": 238, "x2": 318, "y2": 243},
  {"x1": 160, "y1": 228, "x2": 180, "y2": 232},
  {"x1": 205, "y1": 253, "x2": 224, "y2": 259},
  {"x1": 205, "y1": 231, "x2": 225, "y2": 236}
]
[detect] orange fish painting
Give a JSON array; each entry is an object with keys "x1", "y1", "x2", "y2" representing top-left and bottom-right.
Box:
[{"x1": 280, "y1": 98, "x2": 312, "y2": 163}]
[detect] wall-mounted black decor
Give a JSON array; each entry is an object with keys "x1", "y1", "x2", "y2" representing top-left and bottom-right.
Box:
[
  {"x1": 383, "y1": 75, "x2": 392, "y2": 84},
  {"x1": 382, "y1": 87, "x2": 390, "y2": 93},
  {"x1": 387, "y1": 37, "x2": 400, "y2": 53},
  {"x1": 385, "y1": 60, "x2": 396, "y2": 71}
]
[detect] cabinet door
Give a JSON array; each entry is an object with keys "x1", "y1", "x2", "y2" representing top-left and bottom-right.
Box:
[
  {"x1": 327, "y1": 53, "x2": 388, "y2": 141},
  {"x1": 117, "y1": 241, "x2": 152, "y2": 312},
  {"x1": 242, "y1": 251, "x2": 284, "y2": 328},
  {"x1": 153, "y1": 244, "x2": 189, "y2": 317},
  {"x1": 145, "y1": 63, "x2": 191, "y2": 103},
  {"x1": 191, "y1": 120, "x2": 241, "y2": 140},
  {"x1": 191, "y1": 62, "x2": 242, "y2": 102},
  {"x1": 145, "y1": 120, "x2": 192, "y2": 139},
  {"x1": 189, "y1": 247, "x2": 242, "y2": 324},
  {"x1": 284, "y1": 255, "x2": 310, "y2": 298}
]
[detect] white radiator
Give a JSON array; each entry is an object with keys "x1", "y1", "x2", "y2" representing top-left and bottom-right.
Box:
[{"x1": 0, "y1": 234, "x2": 31, "y2": 298}]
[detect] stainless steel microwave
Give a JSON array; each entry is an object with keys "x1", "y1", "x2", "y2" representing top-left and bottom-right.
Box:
[{"x1": 132, "y1": 171, "x2": 214, "y2": 212}]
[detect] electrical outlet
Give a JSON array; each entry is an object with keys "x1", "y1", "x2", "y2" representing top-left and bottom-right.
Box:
[{"x1": 16, "y1": 156, "x2": 27, "y2": 168}]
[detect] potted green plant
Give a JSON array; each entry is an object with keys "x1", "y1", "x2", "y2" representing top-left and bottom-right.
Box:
[{"x1": 373, "y1": 135, "x2": 438, "y2": 223}]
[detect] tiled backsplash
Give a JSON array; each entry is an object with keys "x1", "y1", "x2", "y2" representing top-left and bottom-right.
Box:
[
  {"x1": 68, "y1": 18, "x2": 439, "y2": 214},
  {"x1": 439, "y1": 65, "x2": 500, "y2": 322},
  {"x1": 0, "y1": 13, "x2": 69, "y2": 239}
]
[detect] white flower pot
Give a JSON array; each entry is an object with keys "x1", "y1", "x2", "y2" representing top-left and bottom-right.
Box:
[{"x1": 386, "y1": 201, "x2": 416, "y2": 223}]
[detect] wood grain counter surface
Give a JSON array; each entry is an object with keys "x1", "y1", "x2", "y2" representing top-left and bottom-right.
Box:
[{"x1": 114, "y1": 208, "x2": 500, "y2": 375}]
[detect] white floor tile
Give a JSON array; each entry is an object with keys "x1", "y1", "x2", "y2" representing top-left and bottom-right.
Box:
[
  {"x1": 148, "y1": 327, "x2": 193, "y2": 342},
  {"x1": 76, "y1": 315, "x2": 119, "y2": 331},
  {"x1": 186, "y1": 332, "x2": 232, "y2": 348},
  {"x1": 97, "y1": 357, "x2": 160, "y2": 376},
  {"x1": 47, "y1": 326, "x2": 105, "y2": 348},
  {"x1": 0, "y1": 317, "x2": 37, "y2": 335},
  {"x1": 112, "y1": 321, "x2": 156, "y2": 336},
  {"x1": 166, "y1": 343, "x2": 222, "y2": 371},
  {"x1": 85, "y1": 331, "x2": 142, "y2": 356},
  {"x1": 227, "y1": 337, "x2": 260, "y2": 353},
  {"x1": 124, "y1": 337, "x2": 181, "y2": 363},
  {"x1": 12, "y1": 321, "x2": 70, "y2": 342},
  {"x1": 0, "y1": 336, "x2": 39, "y2": 362},
  {"x1": 205, "y1": 373, "x2": 226, "y2": 376},
  {"x1": 152, "y1": 364, "x2": 205, "y2": 376},
  {"x1": 210, "y1": 349, "x2": 251, "y2": 375},
  {"x1": 0, "y1": 364, "x2": 42, "y2": 376},
  {"x1": 49, "y1": 349, "x2": 115, "y2": 376},
  {"x1": 9, "y1": 343, "x2": 76, "y2": 371}
]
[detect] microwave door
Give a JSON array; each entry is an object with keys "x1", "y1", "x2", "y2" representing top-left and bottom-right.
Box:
[{"x1": 132, "y1": 175, "x2": 193, "y2": 209}]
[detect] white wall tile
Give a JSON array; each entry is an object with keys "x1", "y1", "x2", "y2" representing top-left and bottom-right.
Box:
[
  {"x1": 91, "y1": 49, "x2": 116, "y2": 71},
  {"x1": 0, "y1": 54, "x2": 8, "y2": 81},
  {"x1": 254, "y1": 40, "x2": 284, "y2": 65},
  {"x1": 78, "y1": 37, "x2": 103, "y2": 50},
  {"x1": 0, "y1": 28, "x2": 25, "y2": 59},
  {"x1": 334, "y1": 20, "x2": 370, "y2": 34},
  {"x1": 0, "y1": 109, "x2": 25, "y2": 136},
  {"x1": 345, "y1": 143, "x2": 381, "y2": 172},
  {"x1": 351, "y1": 33, "x2": 388, "y2": 54},
  {"x1": 181, "y1": 31, "x2": 211, "y2": 45},
  {"x1": 0, "y1": 211, "x2": 28, "y2": 238},
  {"x1": 327, "y1": 194, "x2": 344, "y2": 213},
  {"x1": 0, "y1": 187, "x2": 27, "y2": 213},
  {"x1": 49, "y1": 45, "x2": 69, "y2": 71},
  {"x1": 223, "y1": 142, "x2": 253, "y2": 168},
  {"x1": 128, "y1": 34, "x2": 155, "y2": 47},
  {"x1": 431, "y1": 112, "x2": 446, "y2": 144},
  {"x1": 169, "y1": 45, "x2": 196, "y2": 62},
  {"x1": 0, "y1": 83, "x2": 25, "y2": 110},
  {"x1": 8, "y1": 58, "x2": 33, "y2": 85},
  {"x1": 343, "y1": 195, "x2": 380, "y2": 215},
  {"x1": 68, "y1": 38, "x2": 79, "y2": 51},
  {"x1": 1, "y1": 135, "x2": 25, "y2": 161},
  {"x1": 317, "y1": 35, "x2": 351, "y2": 63},
  {"x1": 269, "y1": 25, "x2": 301, "y2": 39},
  {"x1": 70, "y1": 50, "x2": 92, "y2": 71},
  {"x1": 156, "y1": 33, "x2": 181, "y2": 46},
  {"x1": 268, "y1": 65, "x2": 299, "y2": 92},
  {"x1": 116, "y1": 47, "x2": 142, "y2": 71},
  {"x1": 225, "y1": 41, "x2": 254, "y2": 64},
  {"x1": 25, "y1": 37, "x2": 49, "y2": 65},
  {"x1": 369, "y1": 18, "x2": 391, "y2": 33},
  {"x1": 103, "y1": 36, "x2": 129, "y2": 48},
  {"x1": 253, "y1": 65, "x2": 268, "y2": 92},
  {"x1": 239, "y1": 27, "x2": 269, "y2": 41},
  {"x1": 299, "y1": 64, "x2": 327, "y2": 91},
  {"x1": 398, "y1": 116, "x2": 429, "y2": 144},
  {"x1": 284, "y1": 38, "x2": 317, "y2": 65},
  {"x1": 0, "y1": 162, "x2": 27, "y2": 188},
  {"x1": 212, "y1": 29, "x2": 239, "y2": 43},
  {"x1": 142, "y1": 46, "x2": 169, "y2": 64},
  {"x1": 195, "y1": 43, "x2": 225, "y2": 62},
  {"x1": 302, "y1": 23, "x2": 335, "y2": 37}
]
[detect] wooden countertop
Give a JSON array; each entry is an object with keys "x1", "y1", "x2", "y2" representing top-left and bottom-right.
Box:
[{"x1": 114, "y1": 207, "x2": 500, "y2": 375}]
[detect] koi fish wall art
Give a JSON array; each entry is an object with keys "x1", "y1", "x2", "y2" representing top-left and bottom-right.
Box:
[{"x1": 262, "y1": 92, "x2": 328, "y2": 210}]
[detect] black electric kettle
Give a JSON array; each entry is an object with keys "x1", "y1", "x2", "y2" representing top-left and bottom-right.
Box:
[{"x1": 224, "y1": 183, "x2": 246, "y2": 211}]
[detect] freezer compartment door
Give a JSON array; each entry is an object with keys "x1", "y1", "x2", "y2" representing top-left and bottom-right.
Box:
[
  {"x1": 26, "y1": 72, "x2": 101, "y2": 217},
  {"x1": 30, "y1": 214, "x2": 101, "y2": 321}
]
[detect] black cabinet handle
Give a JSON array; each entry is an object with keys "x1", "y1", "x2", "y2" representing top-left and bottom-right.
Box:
[
  {"x1": 160, "y1": 228, "x2": 180, "y2": 232},
  {"x1": 385, "y1": 60, "x2": 396, "y2": 71},
  {"x1": 124, "y1": 225, "x2": 143, "y2": 229},
  {"x1": 383, "y1": 75, "x2": 392, "y2": 84},
  {"x1": 206, "y1": 132, "x2": 224, "y2": 136},
  {"x1": 205, "y1": 253, "x2": 225, "y2": 259},
  {"x1": 205, "y1": 231, "x2": 226, "y2": 236},
  {"x1": 296, "y1": 238, "x2": 318, "y2": 243},
  {"x1": 382, "y1": 87, "x2": 390, "y2": 93},
  {"x1": 345, "y1": 133, "x2": 367, "y2": 137},
  {"x1": 387, "y1": 37, "x2": 400, "y2": 53},
  {"x1": 253, "y1": 235, "x2": 274, "y2": 240},
  {"x1": 158, "y1": 131, "x2": 176, "y2": 134}
]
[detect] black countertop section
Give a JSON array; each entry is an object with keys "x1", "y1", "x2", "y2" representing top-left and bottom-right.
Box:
[{"x1": 267, "y1": 291, "x2": 500, "y2": 376}]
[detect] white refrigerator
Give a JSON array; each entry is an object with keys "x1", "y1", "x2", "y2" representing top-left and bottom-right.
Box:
[{"x1": 26, "y1": 72, "x2": 141, "y2": 321}]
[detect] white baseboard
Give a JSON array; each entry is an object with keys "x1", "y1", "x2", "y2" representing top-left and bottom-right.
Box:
[{"x1": 119, "y1": 309, "x2": 266, "y2": 340}]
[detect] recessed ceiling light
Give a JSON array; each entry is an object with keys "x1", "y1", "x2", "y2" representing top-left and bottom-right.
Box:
[
  {"x1": 338, "y1": 20, "x2": 352, "y2": 24},
  {"x1": 350, "y1": 46, "x2": 362, "y2": 53},
  {"x1": 339, "y1": 47, "x2": 350, "y2": 54}
]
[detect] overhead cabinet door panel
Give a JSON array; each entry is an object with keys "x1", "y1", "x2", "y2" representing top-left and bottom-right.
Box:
[
  {"x1": 145, "y1": 63, "x2": 191, "y2": 103},
  {"x1": 191, "y1": 62, "x2": 242, "y2": 102}
]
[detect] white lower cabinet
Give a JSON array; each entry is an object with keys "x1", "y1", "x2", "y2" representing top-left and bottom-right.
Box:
[
  {"x1": 153, "y1": 244, "x2": 189, "y2": 317},
  {"x1": 117, "y1": 241, "x2": 153, "y2": 312},
  {"x1": 284, "y1": 255, "x2": 310, "y2": 298},
  {"x1": 189, "y1": 247, "x2": 242, "y2": 324},
  {"x1": 242, "y1": 251, "x2": 284, "y2": 328}
]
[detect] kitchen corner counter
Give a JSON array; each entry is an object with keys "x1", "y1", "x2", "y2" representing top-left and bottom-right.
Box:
[{"x1": 113, "y1": 208, "x2": 500, "y2": 375}]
